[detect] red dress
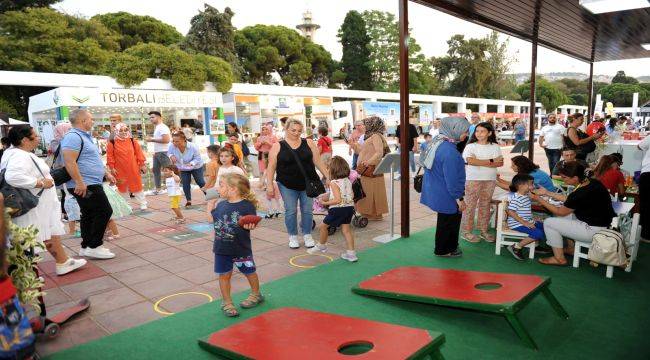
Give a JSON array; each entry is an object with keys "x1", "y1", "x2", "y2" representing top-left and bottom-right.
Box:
[
  {"x1": 106, "y1": 138, "x2": 146, "y2": 193},
  {"x1": 598, "y1": 168, "x2": 625, "y2": 195}
]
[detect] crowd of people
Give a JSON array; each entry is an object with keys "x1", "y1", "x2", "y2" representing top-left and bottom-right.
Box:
[{"x1": 1, "y1": 107, "x2": 648, "y2": 321}]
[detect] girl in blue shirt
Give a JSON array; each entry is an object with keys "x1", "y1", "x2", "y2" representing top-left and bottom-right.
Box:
[{"x1": 497, "y1": 155, "x2": 558, "y2": 193}]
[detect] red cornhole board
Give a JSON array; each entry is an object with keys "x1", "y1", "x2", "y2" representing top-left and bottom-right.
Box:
[
  {"x1": 198, "y1": 307, "x2": 445, "y2": 359},
  {"x1": 352, "y1": 267, "x2": 568, "y2": 349}
]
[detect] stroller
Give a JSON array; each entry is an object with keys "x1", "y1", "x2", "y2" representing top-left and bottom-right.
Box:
[{"x1": 312, "y1": 170, "x2": 368, "y2": 235}]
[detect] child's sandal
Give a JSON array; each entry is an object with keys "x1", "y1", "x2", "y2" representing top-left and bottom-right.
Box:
[
  {"x1": 221, "y1": 303, "x2": 239, "y2": 317},
  {"x1": 479, "y1": 232, "x2": 495, "y2": 243},
  {"x1": 462, "y1": 232, "x2": 480, "y2": 243},
  {"x1": 239, "y1": 293, "x2": 264, "y2": 309}
]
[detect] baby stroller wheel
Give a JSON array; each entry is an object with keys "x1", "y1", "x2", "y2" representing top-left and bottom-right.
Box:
[
  {"x1": 45, "y1": 323, "x2": 60, "y2": 339},
  {"x1": 351, "y1": 217, "x2": 359, "y2": 227},
  {"x1": 328, "y1": 225, "x2": 337, "y2": 235},
  {"x1": 358, "y1": 217, "x2": 368, "y2": 228}
]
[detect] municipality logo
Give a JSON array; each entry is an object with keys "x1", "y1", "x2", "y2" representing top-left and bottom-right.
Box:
[{"x1": 72, "y1": 95, "x2": 89, "y2": 104}]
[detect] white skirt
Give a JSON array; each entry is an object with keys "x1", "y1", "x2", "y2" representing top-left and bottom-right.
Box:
[{"x1": 13, "y1": 186, "x2": 66, "y2": 245}]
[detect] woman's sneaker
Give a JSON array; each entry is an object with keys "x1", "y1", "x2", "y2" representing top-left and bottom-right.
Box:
[
  {"x1": 79, "y1": 246, "x2": 115, "y2": 259},
  {"x1": 303, "y1": 234, "x2": 315, "y2": 248},
  {"x1": 288, "y1": 235, "x2": 300, "y2": 249},
  {"x1": 341, "y1": 251, "x2": 358, "y2": 262},
  {"x1": 507, "y1": 245, "x2": 525, "y2": 261},
  {"x1": 307, "y1": 244, "x2": 327, "y2": 254},
  {"x1": 55, "y1": 258, "x2": 87, "y2": 276}
]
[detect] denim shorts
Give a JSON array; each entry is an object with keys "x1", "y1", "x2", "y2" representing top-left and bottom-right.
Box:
[
  {"x1": 323, "y1": 206, "x2": 355, "y2": 227},
  {"x1": 214, "y1": 254, "x2": 256, "y2": 275},
  {"x1": 512, "y1": 221, "x2": 545, "y2": 241}
]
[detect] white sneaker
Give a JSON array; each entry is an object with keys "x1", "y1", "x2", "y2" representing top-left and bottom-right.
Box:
[
  {"x1": 341, "y1": 252, "x2": 358, "y2": 262},
  {"x1": 55, "y1": 258, "x2": 87, "y2": 276},
  {"x1": 307, "y1": 244, "x2": 327, "y2": 254},
  {"x1": 288, "y1": 235, "x2": 300, "y2": 249},
  {"x1": 80, "y1": 246, "x2": 115, "y2": 259},
  {"x1": 140, "y1": 204, "x2": 148, "y2": 211},
  {"x1": 303, "y1": 234, "x2": 315, "y2": 248}
]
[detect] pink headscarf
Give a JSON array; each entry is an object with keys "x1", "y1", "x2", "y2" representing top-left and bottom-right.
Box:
[
  {"x1": 53, "y1": 122, "x2": 72, "y2": 141},
  {"x1": 114, "y1": 123, "x2": 132, "y2": 140}
]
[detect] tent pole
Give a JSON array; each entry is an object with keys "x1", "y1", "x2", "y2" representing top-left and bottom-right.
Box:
[{"x1": 398, "y1": 0, "x2": 410, "y2": 238}]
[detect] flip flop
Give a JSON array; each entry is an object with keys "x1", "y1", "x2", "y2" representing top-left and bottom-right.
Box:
[
  {"x1": 538, "y1": 257, "x2": 568, "y2": 266},
  {"x1": 221, "y1": 303, "x2": 239, "y2": 317}
]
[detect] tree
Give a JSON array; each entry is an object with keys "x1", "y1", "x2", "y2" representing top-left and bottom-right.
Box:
[
  {"x1": 0, "y1": 96, "x2": 19, "y2": 119},
  {"x1": 516, "y1": 78, "x2": 569, "y2": 112},
  {"x1": 0, "y1": 0, "x2": 60, "y2": 13},
  {"x1": 433, "y1": 31, "x2": 516, "y2": 98},
  {"x1": 599, "y1": 83, "x2": 649, "y2": 107},
  {"x1": 92, "y1": 12, "x2": 183, "y2": 51},
  {"x1": 105, "y1": 43, "x2": 234, "y2": 92},
  {"x1": 611, "y1": 70, "x2": 638, "y2": 84},
  {"x1": 183, "y1": 5, "x2": 241, "y2": 78},
  {"x1": 338, "y1": 11, "x2": 372, "y2": 90},
  {"x1": 234, "y1": 25, "x2": 334, "y2": 86}
]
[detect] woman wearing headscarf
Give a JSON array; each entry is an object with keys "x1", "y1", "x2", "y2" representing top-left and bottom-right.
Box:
[
  {"x1": 356, "y1": 116, "x2": 390, "y2": 220},
  {"x1": 419, "y1": 116, "x2": 470, "y2": 257},
  {"x1": 254, "y1": 124, "x2": 278, "y2": 180},
  {"x1": 106, "y1": 123, "x2": 148, "y2": 210}
]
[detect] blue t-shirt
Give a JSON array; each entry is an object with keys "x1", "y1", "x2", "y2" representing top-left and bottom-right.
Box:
[
  {"x1": 212, "y1": 200, "x2": 256, "y2": 256},
  {"x1": 468, "y1": 124, "x2": 477, "y2": 140},
  {"x1": 530, "y1": 169, "x2": 558, "y2": 192},
  {"x1": 60, "y1": 128, "x2": 105, "y2": 187}
]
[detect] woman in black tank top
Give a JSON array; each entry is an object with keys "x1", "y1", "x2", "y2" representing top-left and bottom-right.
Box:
[{"x1": 265, "y1": 119, "x2": 329, "y2": 249}]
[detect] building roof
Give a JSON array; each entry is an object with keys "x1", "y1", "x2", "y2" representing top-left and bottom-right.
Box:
[{"x1": 414, "y1": 0, "x2": 650, "y2": 62}]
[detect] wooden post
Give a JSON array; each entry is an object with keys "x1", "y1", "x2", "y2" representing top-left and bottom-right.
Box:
[
  {"x1": 586, "y1": 61, "x2": 594, "y2": 122},
  {"x1": 527, "y1": 40, "x2": 537, "y2": 160},
  {"x1": 398, "y1": 0, "x2": 410, "y2": 238}
]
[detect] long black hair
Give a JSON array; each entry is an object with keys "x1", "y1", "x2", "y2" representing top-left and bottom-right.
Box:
[
  {"x1": 511, "y1": 155, "x2": 540, "y2": 175},
  {"x1": 468, "y1": 122, "x2": 498, "y2": 144}
]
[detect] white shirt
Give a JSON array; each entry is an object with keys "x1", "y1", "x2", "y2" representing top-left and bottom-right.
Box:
[
  {"x1": 216, "y1": 165, "x2": 245, "y2": 186},
  {"x1": 165, "y1": 176, "x2": 182, "y2": 196},
  {"x1": 462, "y1": 142, "x2": 502, "y2": 181},
  {"x1": 429, "y1": 128, "x2": 439, "y2": 137},
  {"x1": 328, "y1": 178, "x2": 354, "y2": 208},
  {"x1": 638, "y1": 136, "x2": 650, "y2": 173},
  {"x1": 539, "y1": 124, "x2": 565, "y2": 149},
  {"x1": 152, "y1": 123, "x2": 171, "y2": 153}
]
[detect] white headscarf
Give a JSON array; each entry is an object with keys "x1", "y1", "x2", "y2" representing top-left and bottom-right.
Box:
[{"x1": 420, "y1": 116, "x2": 470, "y2": 170}]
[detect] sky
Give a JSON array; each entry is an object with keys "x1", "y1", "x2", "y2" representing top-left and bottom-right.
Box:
[{"x1": 55, "y1": 0, "x2": 650, "y2": 78}]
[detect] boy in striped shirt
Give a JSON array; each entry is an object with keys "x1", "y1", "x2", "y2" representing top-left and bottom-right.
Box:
[{"x1": 506, "y1": 174, "x2": 545, "y2": 260}]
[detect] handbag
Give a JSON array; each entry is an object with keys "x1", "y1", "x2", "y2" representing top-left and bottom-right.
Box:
[
  {"x1": 281, "y1": 140, "x2": 325, "y2": 198},
  {"x1": 589, "y1": 229, "x2": 627, "y2": 267},
  {"x1": 50, "y1": 132, "x2": 83, "y2": 186},
  {"x1": 413, "y1": 167, "x2": 423, "y2": 193},
  {"x1": 0, "y1": 156, "x2": 45, "y2": 218},
  {"x1": 356, "y1": 163, "x2": 376, "y2": 178}
]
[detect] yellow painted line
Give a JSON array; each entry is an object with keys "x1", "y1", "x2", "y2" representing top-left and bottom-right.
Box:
[
  {"x1": 289, "y1": 253, "x2": 334, "y2": 269},
  {"x1": 153, "y1": 292, "x2": 214, "y2": 316}
]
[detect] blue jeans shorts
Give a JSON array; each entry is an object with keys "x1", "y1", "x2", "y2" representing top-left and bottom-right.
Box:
[
  {"x1": 214, "y1": 254, "x2": 256, "y2": 275},
  {"x1": 512, "y1": 221, "x2": 545, "y2": 241}
]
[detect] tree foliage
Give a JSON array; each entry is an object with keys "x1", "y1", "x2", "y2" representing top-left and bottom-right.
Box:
[
  {"x1": 0, "y1": 0, "x2": 60, "y2": 13},
  {"x1": 183, "y1": 4, "x2": 241, "y2": 78},
  {"x1": 598, "y1": 83, "x2": 649, "y2": 107},
  {"x1": 92, "y1": 12, "x2": 183, "y2": 51},
  {"x1": 517, "y1": 78, "x2": 569, "y2": 111},
  {"x1": 105, "y1": 43, "x2": 233, "y2": 92},
  {"x1": 338, "y1": 11, "x2": 371, "y2": 90},
  {"x1": 611, "y1": 70, "x2": 639, "y2": 84},
  {"x1": 0, "y1": 7, "x2": 119, "y2": 74},
  {"x1": 234, "y1": 24, "x2": 333, "y2": 86},
  {"x1": 0, "y1": 96, "x2": 19, "y2": 119}
]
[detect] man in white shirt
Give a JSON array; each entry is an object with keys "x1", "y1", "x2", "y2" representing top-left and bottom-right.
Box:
[
  {"x1": 145, "y1": 111, "x2": 171, "y2": 194},
  {"x1": 637, "y1": 136, "x2": 650, "y2": 241},
  {"x1": 538, "y1": 113, "x2": 565, "y2": 172}
]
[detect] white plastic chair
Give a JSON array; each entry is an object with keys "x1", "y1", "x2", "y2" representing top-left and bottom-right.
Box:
[
  {"x1": 495, "y1": 201, "x2": 537, "y2": 259},
  {"x1": 572, "y1": 213, "x2": 640, "y2": 278}
]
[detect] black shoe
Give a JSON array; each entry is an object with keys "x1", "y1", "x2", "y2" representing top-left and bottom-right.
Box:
[
  {"x1": 534, "y1": 245, "x2": 552, "y2": 255},
  {"x1": 437, "y1": 248, "x2": 463, "y2": 258},
  {"x1": 508, "y1": 245, "x2": 525, "y2": 261}
]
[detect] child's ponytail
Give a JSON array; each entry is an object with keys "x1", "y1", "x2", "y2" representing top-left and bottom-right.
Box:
[{"x1": 221, "y1": 173, "x2": 259, "y2": 208}]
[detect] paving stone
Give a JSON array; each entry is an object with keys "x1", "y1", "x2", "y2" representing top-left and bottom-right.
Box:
[
  {"x1": 173, "y1": 239, "x2": 213, "y2": 254},
  {"x1": 49, "y1": 261, "x2": 107, "y2": 288},
  {"x1": 87, "y1": 286, "x2": 146, "y2": 315},
  {"x1": 43, "y1": 287, "x2": 72, "y2": 308},
  {"x1": 157, "y1": 254, "x2": 210, "y2": 273},
  {"x1": 35, "y1": 317, "x2": 109, "y2": 357},
  {"x1": 94, "y1": 301, "x2": 162, "y2": 333},
  {"x1": 91, "y1": 255, "x2": 150, "y2": 274},
  {"x1": 129, "y1": 275, "x2": 193, "y2": 299},
  {"x1": 176, "y1": 264, "x2": 219, "y2": 284},
  {"x1": 61, "y1": 276, "x2": 122, "y2": 299},
  {"x1": 112, "y1": 264, "x2": 170, "y2": 286},
  {"x1": 155, "y1": 289, "x2": 216, "y2": 314},
  {"x1": 119, "y1": 239, "x2": 169, "y2": 254},
  {"x1": 139, "y1": 247, "x2": 188, "y2": 262}
]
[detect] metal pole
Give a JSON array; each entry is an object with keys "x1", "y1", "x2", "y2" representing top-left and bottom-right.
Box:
[
  {"x1": 390, "y1": 165, "x2": 395, "y2": 239},
  {"x1": 527, "y1": 39, "x2": 537, "y2": 160},
  {"x1": 586, "y1": 61, "x2": 594, "y2": 122},
  {"x1": 398, "y1": 0, "x2": 410, "y2": 238}
]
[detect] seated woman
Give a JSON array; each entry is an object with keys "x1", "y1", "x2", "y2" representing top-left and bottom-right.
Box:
[
  {"x1": 530, "y1": 162, "x2": 615, "y2": 266},
  {"x1": 497, "y1": 155, "x2": 558, "y2": 193},
  {"x1": 593, "y1": 153, "x2": 626, "y2": 197}
]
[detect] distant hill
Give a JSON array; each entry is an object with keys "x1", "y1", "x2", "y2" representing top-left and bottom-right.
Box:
[{"x1": 510, "y1": 72, "x2": 649, "y2": 84}]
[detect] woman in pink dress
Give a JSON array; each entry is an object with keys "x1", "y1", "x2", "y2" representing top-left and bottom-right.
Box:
[{"x1": 254, "y1": 124, "x2": 278, "y2": 179}]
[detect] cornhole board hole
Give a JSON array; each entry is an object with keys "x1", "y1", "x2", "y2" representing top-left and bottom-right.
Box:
[
  {"x1": 352, "y1": 267, "x2": 568, "y2": 350},
  {"x1": 198, "y1": 307, "x2": 446, "y2": 359}
]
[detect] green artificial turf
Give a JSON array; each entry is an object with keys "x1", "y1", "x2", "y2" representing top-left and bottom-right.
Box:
[{"x1": 47, "y1": 228, "x2": 650, "y2": 360}]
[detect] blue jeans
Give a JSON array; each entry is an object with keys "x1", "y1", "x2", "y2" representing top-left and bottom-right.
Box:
[
  {"x1": 180, "y1": 167, "x2": 206, "y2": 202},
  {"x1": 278, "y1": 183, "x2": 313, "y2": 236},
  {"x1": 544, "y1": 148, "x2": 562, "y2": 174},
  {"x1": 352, "y1": 153, "x2": 359, "y2": 170},
  {"x1": 397, "y1": 148, "x2": 416, "y2": 174}
]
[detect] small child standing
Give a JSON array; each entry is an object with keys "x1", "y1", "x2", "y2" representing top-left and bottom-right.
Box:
[
  {"x1": 506, "y1": 174, "x2": 544, "y2": 260},
  {"x1": 206, "y1": 148, "x2": 246, "y2": 216},
  {"x1": 163, "y1": 165, "x2": 185, "y2": 224},
  {"x1": 213, "y1": 173, "x2": 263, "y2": 317},
  {"x1": 202, "y1": 144, "x2": 221, "y2": 192},
  {"x1": 308, "y1": 156, "x2": 358, "y2": 262},
  {"x1": 317, "y1": 127, "x2": 333, "y2": 167},
  {"x1": 419, "y1": 133, "x2": 432, "y2": 153},
  {"x1": 102, "y1": 181, "x2": 133, "y2": 240},
  {"x1": 63, "y1": 188, "x2": 81, "y2": 238}
]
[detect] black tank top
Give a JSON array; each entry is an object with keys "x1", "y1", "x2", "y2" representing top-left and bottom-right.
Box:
[{"x1": 276, "y1": 139, "x2": 320, "y2": 191}]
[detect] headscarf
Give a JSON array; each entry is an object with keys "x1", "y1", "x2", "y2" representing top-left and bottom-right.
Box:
[
  {"x1": 114, "y1": 123, "x2": 132, "y2": 140},
  {"x1": 420, "y1": 116, "x2": 470, "y2": 170},
  {"x1": 53, "y1": 122, "x2": 72, "y2": 141},
  {"x1": 362, "y1": 116, "x2": 390, "y2": 156}
]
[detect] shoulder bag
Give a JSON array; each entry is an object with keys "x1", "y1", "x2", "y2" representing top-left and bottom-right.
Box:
[
  {"x1": 50, "y1": 132, "x2": 83, "y2": 186},
  {"x1": 281, "y1": 140, "x2": 325, "y2": 198},
  {"x1": 413, "y1": 167, "x2": 423, "y2": 193},
  {"x1": 0, "y1": 155, "x2": 45, "y2": 218}
]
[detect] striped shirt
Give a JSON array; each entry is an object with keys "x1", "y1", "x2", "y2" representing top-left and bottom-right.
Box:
[{"x1": 507, "y1": 193, "x2": 533, "y2": 229}]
